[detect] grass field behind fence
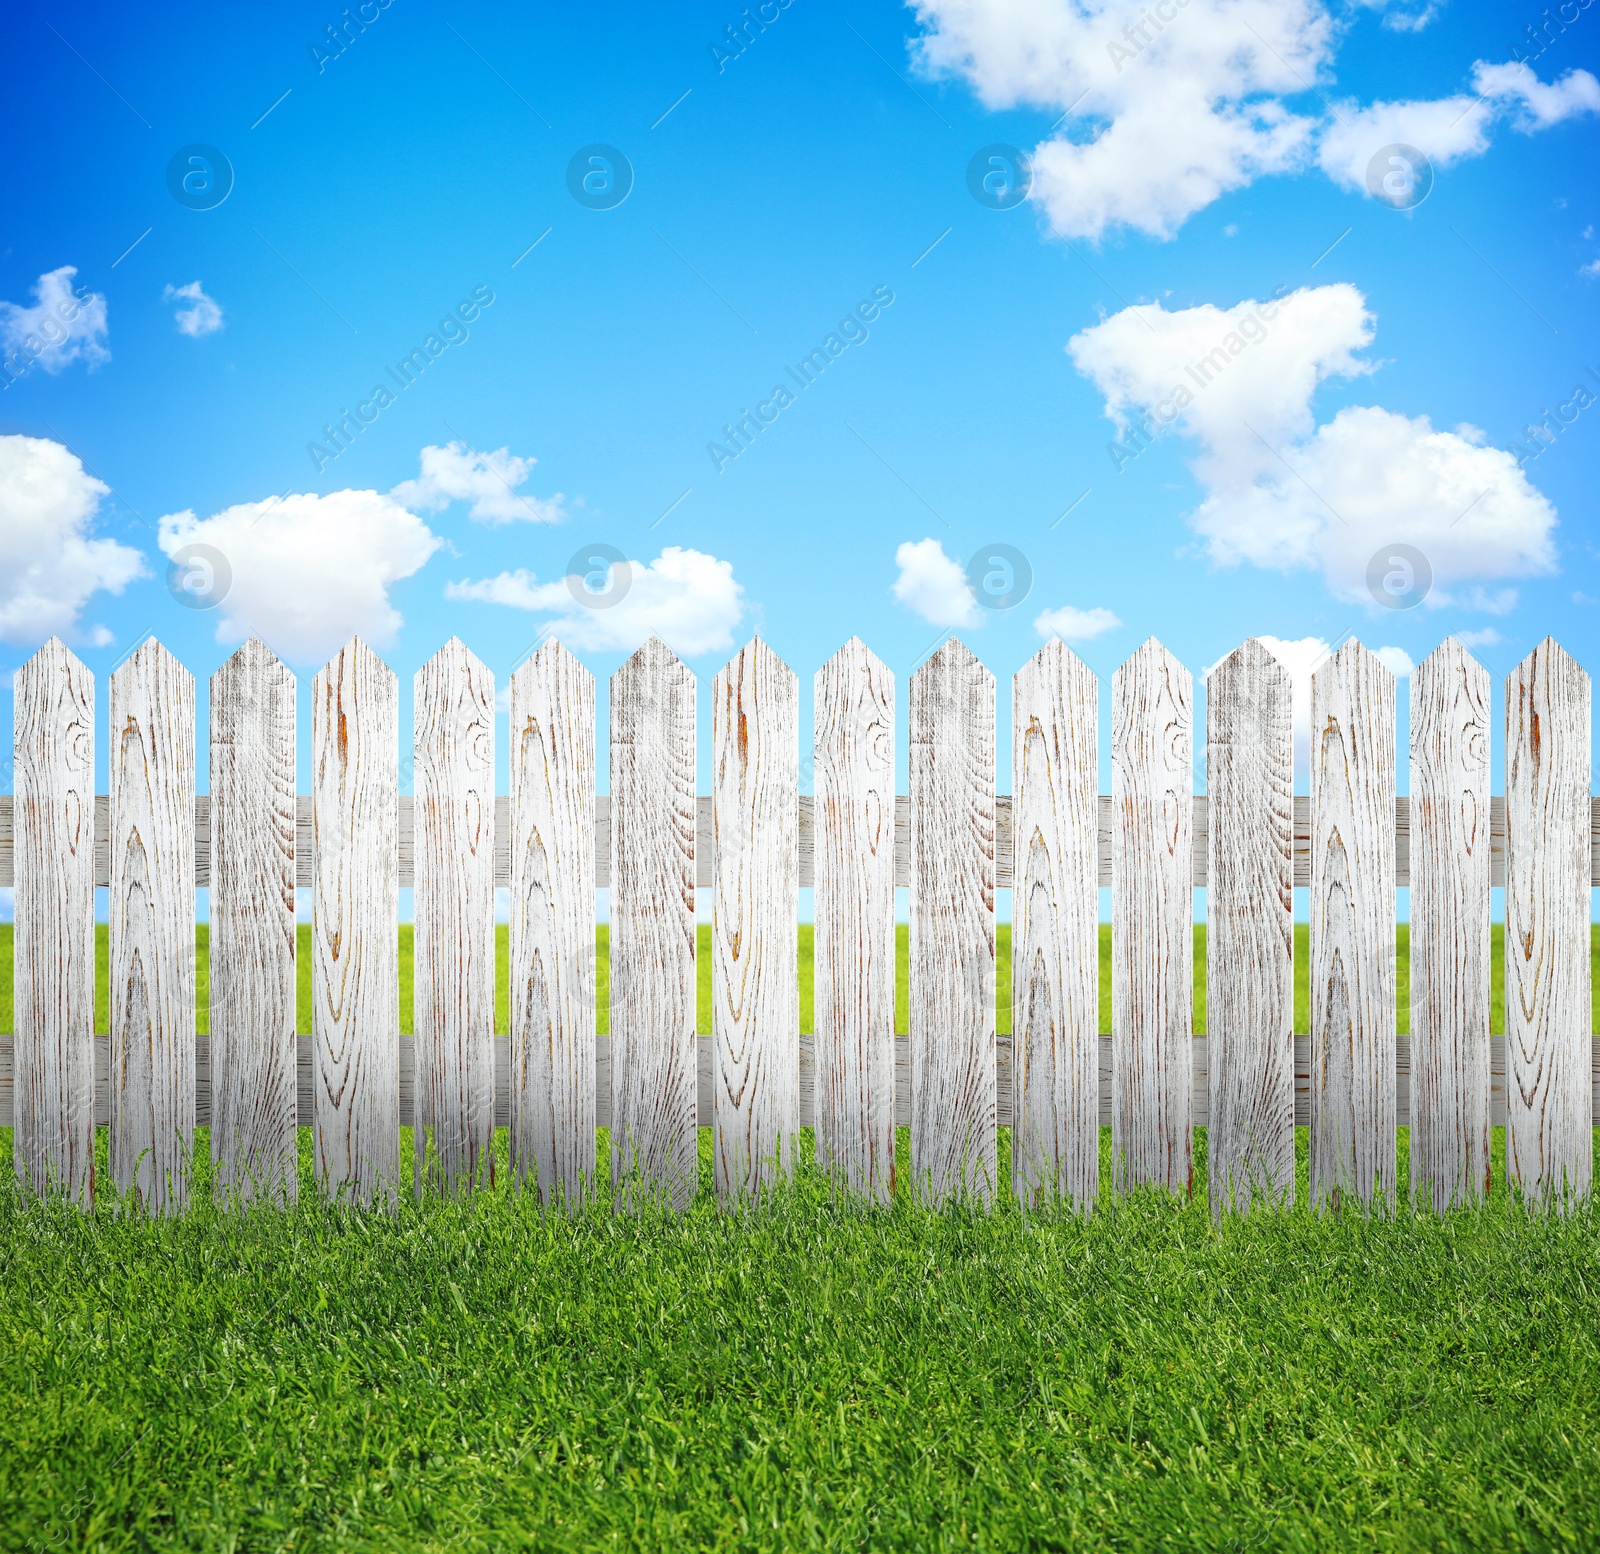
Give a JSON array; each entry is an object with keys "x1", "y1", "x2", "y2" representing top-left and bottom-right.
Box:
[
  {"x1": 5, "y1": 925, "x2": 1600, "y2": 1547},
  {"x1": 7, "y1": 920, "x2": 1596, "y2": 1037}
]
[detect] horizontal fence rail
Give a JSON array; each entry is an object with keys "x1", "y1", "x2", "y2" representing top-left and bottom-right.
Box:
[
  {"x1": 0, "y1": 1034, "x2": 1597, "y2": 1131},
  {"x1": 5, "y1": 631, "x2": 1595, "y2": 1217},
  {"x1": 4, "y1": 794, "x2": 1600, "y2": 890}
]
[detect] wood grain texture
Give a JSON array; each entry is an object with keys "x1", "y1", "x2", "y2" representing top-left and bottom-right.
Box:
[
  {"x1": 312, "y1": 638, "x2": 399, "y2": 1208},
  {"x1": 812, "y1": 638, "x2": 896, "y2": 1202},
  {"x1": 209, "y1": 638, "x2": 297, "y2": 1205},
  {"x1": 1505, "y1": 637, "x2": 1592, "y2": 1207},
  {"x1": 610, "y1": 637, "x2": 698, "y2": 1211},
  {"x1": 12, "y1": 638, "x2": 96, "y2": 1202},
  {"x1": 413, "y1": 639, "x2": 496, "y2": 1195},
  {"x1": 1410, "y1": 638, "x2": 1492, "y2": 1213},
  {"x1": 909, "y1": 639, "x2": 996, "y2": 1206},
  {"x1": 1309, "y1": 640, "x2": 1397, "y2": 1211},
  {"x1": 108, "y1": 638, "x2": 196, "y2": 1213},
  {"x1": 712, "y1": 638, "x2": 799, "y2": 1199},
  {"x1": 1110, "y1": 638, "x2": 1193, "y2": 1196},
  {"x1": 1206, "y1": 639, "x2": 1294, "y2": 1216},
  {"x1": 508, "y1": 640, "x2": 596, "y2": 1207},
  {"x1": 1012, "y1": 639, "x2": 1099, "y2": 1210}
]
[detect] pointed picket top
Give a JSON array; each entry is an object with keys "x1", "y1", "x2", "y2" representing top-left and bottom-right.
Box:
[
  {"x1": 17, "y1": 634, "x2": 89, "y2": 685},
  {"x1": 1113, "y1": 634, "x2": 1187, "y2": 686},
  {"x1": 109, "y1": 634, "x2": 193, "y2": 695},
  {"x1": 917, "y1": 634, "x2": 988, "y2": 680},
  {"x1": 316, "y1": 634, "x2": 396, "y2": 690},
  {"x1": 616, "y1": 633, "x2": 687, "y2": 679},
  {"x1": 1208, "y1": 635, "x2": 1287, "y2": 686},
  {"x1": 1021, "y1": 633, "x2": 1095, "y2": 684},
  {"x1": 1509, "y1": 634, "x2": 1588, "y2": 688},
  {"x1": 1416, "y1": 633, "x2": 1484, "y2": 680},
  {"x1": 714, "y1": 634, "x2": 797, "y2": 695},
  {"x1": 523, "y1": 634, "x2": 595, "y2": 687},
  {"x1": 415, "y1": 635, "x2": 494, "y2": 707},
  {"x1": 211, "y1": 635, "x2": 292, "y2": 693},
  {"x1": 1312, "y1": 635, "x2": 1396, "y2": 691}
]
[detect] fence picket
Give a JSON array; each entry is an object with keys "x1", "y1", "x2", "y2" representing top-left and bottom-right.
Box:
[
  {"x1": 109, "y1": 638, "x2": 196, "y2": 1213},
  {"x1": 1410, "y1": 638, "x2": 1491, "y2": 1212},
  {"x1": 909, "y1": 639, "x2": 996, "y2": 1206},
  {"x1": 1309, "y1": 640, "x2": 1397, "y2": 1210},
  {"x1": 813, "y1": 638, "x2": 896, "y2": 1202},
  {"x1": 1206, "y1": 638, "x2": 1294, "y2": 1215},
  {"x1": 611, "y1": 637, "x2": 698, "y2": 1210},
  {"x1": 712, "y1": 638, "x2": 799, "y2": 1198},
  {"x1": 414, "y1": 638, "x2": 496, "y2": 1195},
  {"x1": 1505, "y1": 637, "x2": 1592, "y2": 1207},
  {"x1": 1111, "y1": 638, "x2": 1193, "y2": 1195},
  {"x1": 509, "y1": 640, "x2": 597, "y2": 1207},
  {"x1": 210, "y1": 638, "x2": 297, "y2": 1205},
  {"x1": 312, "y1": 638, "x2": 399, "y2": 1208},
  {"x1": 12, "y1": 638, "x2": 96, "y2": 1203},
  {"x1": 1012, "y1": 639, "x2": 1098, "y2": 1210}
]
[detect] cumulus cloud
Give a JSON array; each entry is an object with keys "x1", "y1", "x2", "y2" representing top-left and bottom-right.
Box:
[
  {"x1": 1319, "y1": 63, "x2": 1600, "y2": 191},
  {"x1": 1034, "y1": 604, "x2": 1121, "y2": 641},
  {"x1": 1070, "y1": 285, "x2": 1558, "y2": 608},
  {"x1": 891, "y1": 538, "x2": 978, "y2": 627},
  {"x1": 0, "y1": 267, "x2": 109, "y2": 381},
  {"x1": 446, "y1": 546, "x2": 744, "y2": 657},
  {"x1": 163, "y1": 281, "x2": 223, "y2": 337},
  {"x1": 157, "y1": 491, "x2": 442, "y2": 665},
  {"x1": 391, "y1": 441, "x2": 564, "y2": 524},
  {"x1": 910, "y1": 2, "x2": 1597, "y2": 239},
  {"x1": 913, "y1": 0, "x2": 1325, "y2": 242},
  {"x1": 0, "y1": 434, "x2": 145, "y2": 643}
]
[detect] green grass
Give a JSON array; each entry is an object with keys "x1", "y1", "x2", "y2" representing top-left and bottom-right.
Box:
[
  {"x1": 8, "y1": 921, "x2": 1594, "y2": 1038},
  {"x1": 5, "y1": 923, "x2": 1600, "y2": 1547},
  {"x1": 3, "y1": 1130, "x2": 1600, "y2": 1548}
]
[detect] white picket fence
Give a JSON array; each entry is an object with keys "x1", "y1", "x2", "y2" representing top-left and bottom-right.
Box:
[{"x1": 1, "y1": 632, "x2": 1595, "y2": 1218}]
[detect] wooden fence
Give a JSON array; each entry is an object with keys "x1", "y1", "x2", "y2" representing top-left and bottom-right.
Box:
[{"x1": 0, "y1": 632, "x2": 1595, "y2": 1218}]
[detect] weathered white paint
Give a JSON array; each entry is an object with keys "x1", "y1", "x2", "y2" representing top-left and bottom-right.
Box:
[
  {"x1": 813, "y1": 638, "x2": 897, "y2": 1202},
  {"x1": 909, "y1": 639, "x2": 996, "y2": 1206},
  {"x1": 508, "y1": 641, "x2": 597, "y2": 1208},
  {"x1": 209, "y1": 638, "x2": 298, "y2": 1205},
  {"x1": 311, "y1": 638, "x2": 399, "y2": 1209},
  {"x1": 1012, "y1": 639, "x2": 1099, "y2": 1210},
  {"x1": 108, "y1": 639, "x2": 196, "y2": 1214}
]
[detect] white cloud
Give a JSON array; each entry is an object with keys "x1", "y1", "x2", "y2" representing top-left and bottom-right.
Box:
[
  {"x1": 913, "y1": 0, "x2": 1326, "y2": 242},
  {"x1": 1350, "y1": 0, "x2": 1441, "y2": 32},
  {"x1": 1474, "y1": 61, "x2": 1600, "y2": 129},
  {"x1": 1070, "y1": 286, "x2": 1558, "y2": 608},
  {"x1": 910, "y1": 3, "x2": 1595, "y2": 239},
  {"x1": 1319, "y1": 64, "x2": 1600, "y2": 191},
  {"x1": 446, "y1": 546, "x2": 744, "y2": 657},
  {"x1": 0, "y1": 434, "x2": 145, "y2": 643},
  {"x1": 891, "y1": 537, "x2": 977, "y2": 627},
  {"x1": 1034, "y1": 604, "x2": 1121, "y2": 641},
  {"x1": 157, "y1": 491, "x2": 442, "y2": 665},
  {"x1": 1581, "y1": 258, "x2": 1600, "y2": 279},
  {"x1": 1069, "y1": 284, "x2": 1374, "y2": 490},
  {"x1": 0, "y1": 267, "x2": 109, "y2": 380},
  {"x1": 391, "y1": 441, "x2": 564, "y2": 524},
  {"x1": 1454, "y1": 626, "x2": 1501, "y2": 650},
  {"x1": 163, "y1": 281, "x2": 223, "y2": 337}
]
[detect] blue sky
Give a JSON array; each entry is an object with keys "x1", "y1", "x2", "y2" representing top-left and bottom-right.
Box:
[{"x1": 3, "y1": 0, "x2": 1597, "y2": 919}]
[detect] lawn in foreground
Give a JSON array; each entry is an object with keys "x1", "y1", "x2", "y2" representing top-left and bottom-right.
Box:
[{"x1": 2, "y1": 1128, "x2": 1600, "y2": 1550}]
